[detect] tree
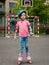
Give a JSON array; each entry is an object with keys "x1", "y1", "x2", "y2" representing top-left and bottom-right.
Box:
[
  {"x1": 12, "y1": 0, "x2": 49, "y2": 34},
  {"x1": 13, "y1": 0, "x2": 49, "y2": 25}
]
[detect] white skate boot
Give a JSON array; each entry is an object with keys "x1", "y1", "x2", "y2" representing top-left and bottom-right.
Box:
[
  {"x1": 26, "y1": 54, "x2": 32, "y2": 64},
  {"x1": 18, "y1": 54, "x2": 23, "y2": 65}
]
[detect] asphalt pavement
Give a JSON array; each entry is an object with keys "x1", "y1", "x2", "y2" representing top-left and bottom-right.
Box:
[{"x1": 0, "y1": 36, "x2": 49, "y2": 65}]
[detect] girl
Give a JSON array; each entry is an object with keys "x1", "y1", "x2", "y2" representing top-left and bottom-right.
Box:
[{"x1": 14, "y1": 10, "x2": 32, "y2": 65}]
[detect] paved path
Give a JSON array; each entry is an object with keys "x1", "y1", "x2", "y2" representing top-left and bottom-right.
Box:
[{"x1": 0, "y1": 36, "x2": 49, "y2": 65}]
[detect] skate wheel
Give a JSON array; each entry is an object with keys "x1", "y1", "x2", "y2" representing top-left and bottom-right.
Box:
[
  {"x1": 28, "y1": 60, "x2": 32, "y2": 64},
  {"x1": 18, "y1": 61, "x2": 21, "y2": 65}
]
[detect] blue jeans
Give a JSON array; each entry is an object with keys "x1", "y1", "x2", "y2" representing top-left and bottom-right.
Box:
[{"x1": 19, "y1": 37, "x2": 29, "y2": 55}]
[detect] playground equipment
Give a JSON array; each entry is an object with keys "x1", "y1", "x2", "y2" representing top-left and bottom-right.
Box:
[
  {"x1": 21, "y1": 0, "x2": 33, "y2": 7},
  {"x1": 6, "y1": 14, "x2": 40, "y2": 38}
]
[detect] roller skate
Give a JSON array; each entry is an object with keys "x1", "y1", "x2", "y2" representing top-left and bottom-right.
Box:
[
  {"x1": 18, "y1": 54, "x2": 23, "y2": 65},
  {"x1": 26, "y1": 54, "x2": 32, "y2": 64}
]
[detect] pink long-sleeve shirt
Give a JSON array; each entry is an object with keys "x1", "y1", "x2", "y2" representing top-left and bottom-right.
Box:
[{"x1": 16, "y1": 20, "x2": 31, "y2": 37}]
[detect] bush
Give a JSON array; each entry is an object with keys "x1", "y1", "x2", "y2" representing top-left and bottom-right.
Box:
[{"x1": 45, "y1": 27, "x2": 49, "y2": 34}]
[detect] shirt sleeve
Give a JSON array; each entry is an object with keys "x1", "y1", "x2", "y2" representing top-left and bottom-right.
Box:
[
  {"x1": 27, "y1": 21, "x2": 30, "y2": 26},
  {"x1": 15, "y1": 22, "x2": 19, "y2": 33},
  {"x1": 27, "y1": 21, "x2": 32, "y2": 32},
  {"x1": 16, "y1": 22, "x2": 19, "y2": 27}
]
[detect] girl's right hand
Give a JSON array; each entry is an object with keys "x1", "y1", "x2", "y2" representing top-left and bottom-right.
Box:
[
  {"x1": 14, "y1": 32, "x2": 16, "y2": 40},
  {"x1": 14, "y1": 34, "x2": 16, "y2": 40}
]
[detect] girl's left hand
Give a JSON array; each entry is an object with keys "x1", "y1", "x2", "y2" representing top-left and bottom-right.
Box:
[{"x1": 30, "y1": 32, "x2": 33, "y2": 36}]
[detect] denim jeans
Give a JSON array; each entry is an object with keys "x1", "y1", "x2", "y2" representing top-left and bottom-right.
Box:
[{"x1": 19, "y1": 37, "x2": 29, "y2": 55}]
